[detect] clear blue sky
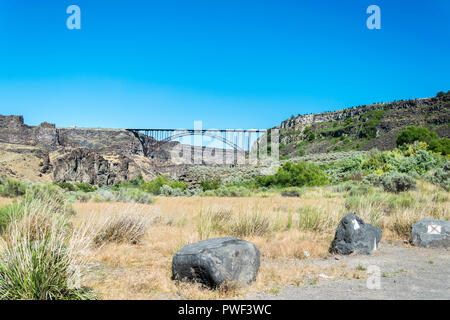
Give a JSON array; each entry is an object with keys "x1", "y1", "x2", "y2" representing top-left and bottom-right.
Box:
[{"x1": 0, "y1": 0, "x2": 449, "y2": 129}]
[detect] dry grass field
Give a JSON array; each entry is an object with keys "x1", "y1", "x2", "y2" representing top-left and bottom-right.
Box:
[
  {"x1": 69, "y1": 182, "x2": 449, "y2": 299},
  {"x1": 0, "y1": 197, "x2": 12, "y2": 207}
]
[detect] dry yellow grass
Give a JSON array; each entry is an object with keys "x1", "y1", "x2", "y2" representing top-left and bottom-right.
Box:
[
  {"x1": 71, "y1": 183, "x2": 449, "y2": 300},
  {"x1": 0, "y1": 197, "x2": 13, "y2": 207}
]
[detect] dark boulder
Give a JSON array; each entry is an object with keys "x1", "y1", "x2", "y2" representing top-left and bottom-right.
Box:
[
  {"x1": 330, "y1": 213, "x2": 382, "y2": 255},
  {"x1": 281, "y1": 189, "x2": 300, "y2": 197},
  {"x1": 411, "y1": 218, "x2": 450, "y2": 248},
  {"x1": 172, "y1": 237, "x2": 260, "y2": 289}
]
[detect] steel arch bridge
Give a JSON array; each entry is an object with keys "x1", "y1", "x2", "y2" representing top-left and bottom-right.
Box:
[{"x1": 126, "y1": 128, "x2": 266, "y2": 157}]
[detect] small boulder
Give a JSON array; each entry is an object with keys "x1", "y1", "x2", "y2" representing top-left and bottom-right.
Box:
[
  {"x1": 172, "y1": 237, "x2": 260, "y2": 289},
  {"x1": 411, "y1": 218, "x2": 450, "y2": 248},
  {"x1": 281, "y1": 189, "x2": 300, "y2": 197},
  {"x1": 331, "y1": 213, "x2": 382, "y2": 255}
]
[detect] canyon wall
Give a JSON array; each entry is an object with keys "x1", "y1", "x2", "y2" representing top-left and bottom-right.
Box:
[
  {"x1": 280, "y1": 98, "x2": 441, "y2": 131},
  {"x1": 0, "y1": 115, "x2": 247, "y2": 184}
]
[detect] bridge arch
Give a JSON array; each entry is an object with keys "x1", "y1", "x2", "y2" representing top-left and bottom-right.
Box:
[
  {"x1": 126, "y1": 128, "x2": 266, "y2": 157},
  {"x1": 158, "y1": 131, "x2": 244, "y2": 152}
]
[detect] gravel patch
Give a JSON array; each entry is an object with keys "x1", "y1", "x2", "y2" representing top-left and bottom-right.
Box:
[{"x1": 247, "y1": 243, "x2": 450, "y2": 300}]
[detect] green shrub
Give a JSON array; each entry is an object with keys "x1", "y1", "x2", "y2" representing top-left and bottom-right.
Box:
[
  {"x1": 257, "y1": 161, "x2": 328, "y2": 188},
  {"x1": 141, "y1": 175, "x2": 169, "y2": 194},
  {"x1": 201, "y1": 186, "x2": 251, "y2": 197},
  {"x1": 363, "y1": 172, "x2": 416, "y2": 193},
  {"x1": 427, "y1": 160, "x2": 450, "y2": 191},
  {"x1": 76, "y1": 188, "x2": 154, "y2": 204},
  {"x1": 428, "y1": 138, "x2": 450, "y2": 155},
  {"x1": 360, "y1": 110, "x2": 384, "y2": 139},
  {"x1": 396, "y1": 126, "x2": 438, "y2": 146},
  {"x1": 297, "y1": 149, "x2": 306, "y2": 157},
  {"x1": 200, "y1": 178, "x2": 221, "y2": 191},
  {"x1": 75, "y1": 182, "x2": 97, "y2": 193},
  {"x1": 129, "y1": 175, "x2": 144, "y2": 186},
  {"x1": 169, "y1": 181, "x2": 186, "y2": 191},
  {"x1": 393, "y1": 146, "x2": 439, "y2": 175},
  {"x1": 112, "y1": 181, "x2": 134, "y2": 190},
  {"x1": 159, "y1": 185, "x2": 184, "y2": 196},
  {"x1": 54, "y1": 182, "x2": 77, "y2": 192},
  {"x1": 114, "y1": 188, "x2": 154, "y2": 204},
  {"x1": 140, "y1": 175, "x2": 186, "y2": 195},
  {"x1": 67, "y1": 191, "x2": 92, "y2": 203},
  {"x1": 0, "y1": 179, "x2": 27, "y2": 197}
]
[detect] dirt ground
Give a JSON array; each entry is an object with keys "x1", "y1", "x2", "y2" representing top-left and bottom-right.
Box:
[{"x1": 246, "y1": 242, "x2": 450, "y2": 300}]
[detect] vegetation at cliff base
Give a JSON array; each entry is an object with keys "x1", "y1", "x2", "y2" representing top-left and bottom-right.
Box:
[
  {"x1": 396, "y1": 126, "x2": 438, "y2": 146},
  {"x1": 256, "y1": 162, "x2": 328, "y2": 188}
]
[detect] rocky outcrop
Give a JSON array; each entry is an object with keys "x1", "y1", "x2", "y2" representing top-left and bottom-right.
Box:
[
  {"x1": 53, "y1": 148, "x2": 131, "y2": 186},
  {"x1": 172, "y1": 237, "x2": 260, "y2": 288},
  {"x1": 0, "y1": 115, "x2": 60, "y2": 150},
  {"x1": 280, "y1": 97, "x2": 441, "y2": 132},
  {"x1": 57, "y1": 128, "x2": 147, "y2": 155},
  {"x1": 0, "y1": 115, "x2": 151, "y2": 155}
]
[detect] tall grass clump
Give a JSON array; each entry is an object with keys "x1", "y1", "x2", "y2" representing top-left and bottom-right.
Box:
[
  {"x1": 296, "y1": 206, "x2": 341, "y2": 232},
  {"x1": 227, "y1": 212, "x2": 272, "y2": 237},
  {"x1": 0, "y1": 179, "x2": 27, "y2": 198},
  {"x1": 197, "y1": 208, "x2": 232, "y2": 239},
  {"x1": 24, "y1": 184, "x2": 76, "y2": 216},
  {"x1": 0, "y1": 202, "x2": 26, "y2": 233},
  {"x1": 93, "y1": 214, "x2": 149, "y2": 246},
  {"x1": 0, "y1": 190, "x2": 95, "y2": 300}
]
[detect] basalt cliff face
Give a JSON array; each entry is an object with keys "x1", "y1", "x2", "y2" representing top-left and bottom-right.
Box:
[
  {"x1": 0, "y1": 115, "x2": 147, "y2": 155},
  {"x1": 0, "y1": 116, "x2": 162, "y2": 184}
]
